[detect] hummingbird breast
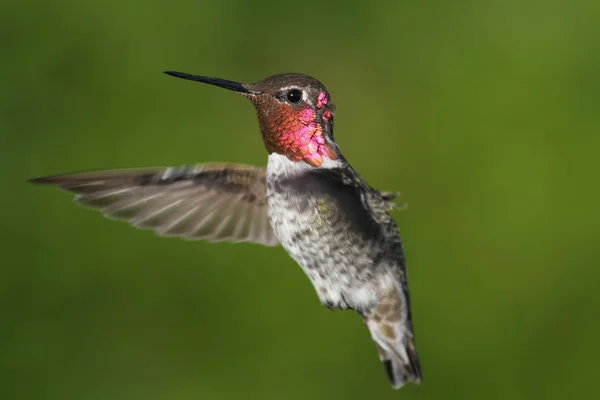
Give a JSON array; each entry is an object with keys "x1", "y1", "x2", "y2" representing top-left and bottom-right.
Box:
[{"x1": 265, "y1": 154, "x2": 395, "y2": 312}]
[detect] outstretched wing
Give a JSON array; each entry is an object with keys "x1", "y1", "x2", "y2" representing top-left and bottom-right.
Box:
[{"x1": 30, "y1": 164, "x2": 278, "y2": 246}]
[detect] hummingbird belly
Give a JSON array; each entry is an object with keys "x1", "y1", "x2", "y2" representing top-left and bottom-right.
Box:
[{"x1": 266, "y1": 155, "x2": 386, "y2": 312}]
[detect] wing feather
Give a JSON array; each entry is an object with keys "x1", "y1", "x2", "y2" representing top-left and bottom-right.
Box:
[{"x1": 30, "y1": 164, "x2": 278, "y2": 246}]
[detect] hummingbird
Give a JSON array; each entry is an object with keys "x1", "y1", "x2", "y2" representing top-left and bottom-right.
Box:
[{"x1": 30, "y1": 71, "x2": 422, "y2": 389}]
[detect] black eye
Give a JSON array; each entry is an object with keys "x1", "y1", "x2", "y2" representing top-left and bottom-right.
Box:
[{"x1": 286, "y1": 89, "x2": 302, "y2": 103}]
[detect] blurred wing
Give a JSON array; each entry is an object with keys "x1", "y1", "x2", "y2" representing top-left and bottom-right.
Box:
[
  {"x1": 30, "y1": 164, "x2": 278, "y2": 246},
  {"x1": 378, "y1": 191, "x2": 405, "y2": 211}
]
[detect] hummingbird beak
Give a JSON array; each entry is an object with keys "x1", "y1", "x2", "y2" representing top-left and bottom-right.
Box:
[{"x1": 164, "y1": 71, "x2": 261, "y2": 95}]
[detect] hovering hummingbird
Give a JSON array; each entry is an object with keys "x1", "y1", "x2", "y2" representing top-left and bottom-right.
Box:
[{"x1": 30, "y1": 71, "x2": 422, "y2": 389}]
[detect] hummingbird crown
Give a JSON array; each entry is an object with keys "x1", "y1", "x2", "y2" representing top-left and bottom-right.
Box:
[{"x1": 164, "y1": 71, "x2": 339, "y2": 167}]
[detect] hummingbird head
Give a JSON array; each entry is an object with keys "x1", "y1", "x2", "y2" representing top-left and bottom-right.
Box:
[{"x1": 165, "y1": 71, "x2": 339, "y2": 167}]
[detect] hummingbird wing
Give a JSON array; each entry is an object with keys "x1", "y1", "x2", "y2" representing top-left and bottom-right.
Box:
[
  {"x1": 30, "y1": 164, "x2": 278, "y2": 246},
  {"x1": 378, "y1": 191, "x2": 405, "y2": 211}
]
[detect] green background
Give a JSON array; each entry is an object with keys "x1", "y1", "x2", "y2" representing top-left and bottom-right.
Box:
[{"x1": 3, "y1": 0, "x2": 599, "y2": 399}]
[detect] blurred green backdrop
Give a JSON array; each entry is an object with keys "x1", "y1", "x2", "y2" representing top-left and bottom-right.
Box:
[{"x1": 2, "y1": 0, "x2": 600, "y2": 399}]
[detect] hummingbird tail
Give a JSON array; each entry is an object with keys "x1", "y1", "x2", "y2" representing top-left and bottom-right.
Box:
[
  {"x1": 364, "y1": 317, "x2": 422, "y2": 389},
  {"x1": 362, "y1": 279, "x2": 422, "y2": 389}
]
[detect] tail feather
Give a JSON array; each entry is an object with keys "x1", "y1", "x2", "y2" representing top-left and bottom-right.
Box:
[
  {"x1": 363, "y1": 279, "x2": 422, "y2": 389},
  {"x1": 366, "y1": 319, "x2": 422, "y2": 389}
]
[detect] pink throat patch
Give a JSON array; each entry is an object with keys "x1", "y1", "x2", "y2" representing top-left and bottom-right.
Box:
[
  {"x1": 317, "y1": 92, "x2": 328, "y2": 108},
  {"x1": 262, "y1": 102, "x2": 337, "y2": 167},
  {"x1": 317, "y1": 92, "x2": 332, "y2": 121}
]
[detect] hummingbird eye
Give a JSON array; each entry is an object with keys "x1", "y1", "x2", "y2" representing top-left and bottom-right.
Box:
[{"x1": 286, "y1": 89, "x2": 302, "y2": 104}]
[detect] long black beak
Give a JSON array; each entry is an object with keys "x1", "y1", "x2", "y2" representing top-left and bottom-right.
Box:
[{"x1": 164, "y1": 71, "x2": 261, "y2": 94}]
